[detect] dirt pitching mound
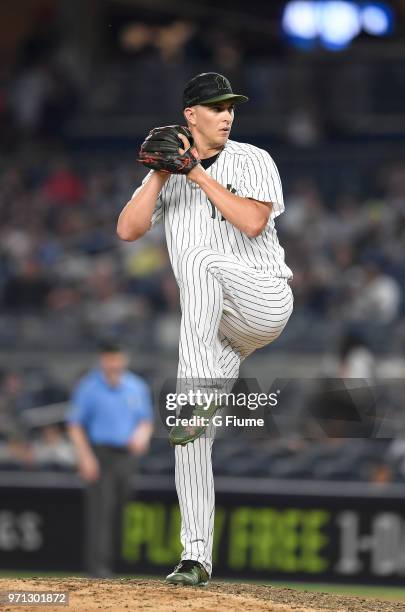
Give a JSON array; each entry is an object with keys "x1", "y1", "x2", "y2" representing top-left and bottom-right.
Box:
[{"x1": 2, "y1": 577, "x2": 403, "y2": 612}]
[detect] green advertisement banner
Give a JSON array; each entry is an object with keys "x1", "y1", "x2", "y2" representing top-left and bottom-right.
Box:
[{"x1": 2, "y1": 477, "x2": 405, "y2": 585}]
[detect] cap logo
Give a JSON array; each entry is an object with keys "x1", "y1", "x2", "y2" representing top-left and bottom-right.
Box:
[{"x1": 215, "y1": 75, "x2": 229, "y2": 91}]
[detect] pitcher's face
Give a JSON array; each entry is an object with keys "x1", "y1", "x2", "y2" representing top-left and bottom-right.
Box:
[{"x1": 185, "y1": 101, "x2": 235, "y2": 148}]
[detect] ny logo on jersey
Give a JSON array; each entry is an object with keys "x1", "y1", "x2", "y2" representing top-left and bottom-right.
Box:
[{"x1": 210, "y1": 184, "x2": 236, "y2": 220}]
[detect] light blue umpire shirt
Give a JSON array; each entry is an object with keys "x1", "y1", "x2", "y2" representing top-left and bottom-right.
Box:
[{"x1": 67, "y1": 368, "x2": 153, "y2": 447}]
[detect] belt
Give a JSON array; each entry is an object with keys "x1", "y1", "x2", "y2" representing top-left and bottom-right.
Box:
[{"x1": 92, "y1": 444, "x2": 128, "y2": 454}]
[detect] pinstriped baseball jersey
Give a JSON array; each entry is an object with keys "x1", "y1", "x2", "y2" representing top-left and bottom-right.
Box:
[
  {"x1": 134, "y1": 139, "x2": 292, "y2": 280},
  {"x1": 132, "y1": 137, "x2": 293, "y2": 577}
]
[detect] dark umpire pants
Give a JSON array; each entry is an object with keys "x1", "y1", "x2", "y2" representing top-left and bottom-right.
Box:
[{"x1": 84, "y1": 445, "x2": 136, "y2": 576}]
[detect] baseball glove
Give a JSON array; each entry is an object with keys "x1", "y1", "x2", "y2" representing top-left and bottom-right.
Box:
[{"x1": 137, "y1": 125, "x2": 199, "y2": 174}]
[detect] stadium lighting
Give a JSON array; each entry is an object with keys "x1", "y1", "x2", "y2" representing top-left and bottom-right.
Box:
[
  {"x1": 362, "y1": 3, "x2": 393, "y2": 36},
  {"x1": 318, "y1": 1, "x2": 361, "y2": 50},
  {"x1": 282, "y1": 0, "x2": 394, "y2": 50},
  {"x1": 282, "y1": 1, "x2": 318, "y2": 39}
]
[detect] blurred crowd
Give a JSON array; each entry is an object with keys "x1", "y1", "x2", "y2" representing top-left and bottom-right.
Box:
[
  {"x1": 0, "y1": 369, "x2": 73, "y2": 471},
  {"x1": 0, "y1": 155, "x2": 180, "y2": 351},
  {"x1": 1, "y1": 149, "x2": 404, "y2": 481},
  {"x1": 278, "y1": 162, "x2": 405, "y2": 352},
  {"x1": 2, "y1": 365, "x2": 405, "y2": 484},
  {"x1": 1, "y1": 4, "x2": 405, "y2": 485},
  {"x1": 1, "y1": 8, "x2": 404, "y2": 149},
  {"x1": 0, "y1": 151, "x2": 404, "y2": 353},
  {"x1": 0, "y1": 4, "x2": 404, "y2": 354}
]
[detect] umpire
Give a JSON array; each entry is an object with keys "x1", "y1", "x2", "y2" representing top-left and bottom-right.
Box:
[{"x1": 67, "y1": 341, "x2": 153, "y2": 578}]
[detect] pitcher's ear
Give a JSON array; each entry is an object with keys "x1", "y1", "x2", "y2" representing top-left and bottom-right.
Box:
[{"x1": 184, "y1": 106, "x2": 196, "y2": 127}]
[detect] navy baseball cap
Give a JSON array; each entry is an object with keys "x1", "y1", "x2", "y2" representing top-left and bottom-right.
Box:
[{"x1": 183, "y1": 72, "x2": 249, "y2": 109}]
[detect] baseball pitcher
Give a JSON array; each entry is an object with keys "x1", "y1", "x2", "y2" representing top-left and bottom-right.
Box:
[{"x1": 117, "y1": 72, "x2": 293, "y2": 586}]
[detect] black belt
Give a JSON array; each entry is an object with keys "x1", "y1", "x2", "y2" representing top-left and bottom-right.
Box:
[{"x1": 92, "y1": 444, "x2": 128, "y2": 454}]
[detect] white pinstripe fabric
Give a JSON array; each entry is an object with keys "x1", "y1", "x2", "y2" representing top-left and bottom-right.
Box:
[
  {"x1": 133, "y1": 139, "x2": 293, "y2": 576},
  {"x1": 134, "y1": 140, "x2": 293, "y2": 282},
  {"x1": 175, "y1": 246, "x2": 293, "y2": 573}
]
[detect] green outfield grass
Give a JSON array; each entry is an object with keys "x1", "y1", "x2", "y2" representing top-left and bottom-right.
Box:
[
  {"x1": 267, "y1": 581, "x2": 405, "y2": 602},
  {"x1": 1, "y1": 572, "x2": 404, "y2": 602}
]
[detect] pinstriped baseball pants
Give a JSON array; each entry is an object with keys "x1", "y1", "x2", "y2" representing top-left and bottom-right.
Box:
[{"x1": 175, "y1": 246, "x2": 293, "y2": 574}]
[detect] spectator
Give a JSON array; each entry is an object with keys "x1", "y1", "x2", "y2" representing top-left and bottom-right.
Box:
[
  {"x1": 32, "y1": 425, "x2": 75, "y2": 469},
  {"x1": 32, "y1": 424, "x2": 76, "y2": 469},
  {"x1": 0, "y1": 370, "x2": 33, "y2": 428},
  {"x1": 0, "y1": 371, "x2": 34, "y2": 468},
  {"x1": 338, "y1": 331, "x2": 376, "y2": 379},
  {"x1": 349, "y1": 261, "x2": 401, "y2": 324},
  {"x1": 42, "y1": 158, "x2": 85, "y2": 205},
  {"x1": 66, "y1": 341, "x2": 154, "y2": 578},
  {"x1": 8, "y1": 62, "x2": 53, "y2": 136},
  {"x1": 2, "y1": 257, "x2": 53, "y2": 313}
]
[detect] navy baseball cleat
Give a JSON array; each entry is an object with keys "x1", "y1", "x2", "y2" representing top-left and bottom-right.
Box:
[{"x1": 165, "y1": 560, "x2": 210, "y2": 586}]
